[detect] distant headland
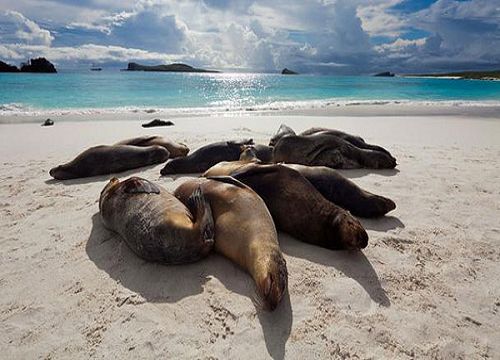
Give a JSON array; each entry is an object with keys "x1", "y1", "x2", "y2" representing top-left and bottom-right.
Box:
[
  {"x1": 123, "y1": 62, "x2": 219, "y2": 73},
  {"x1": 0, "y1": 58, "x2": 57, "y2": 73},
  {"x1": 406, "y1": 70, "x2": 500, "y2": 81}
]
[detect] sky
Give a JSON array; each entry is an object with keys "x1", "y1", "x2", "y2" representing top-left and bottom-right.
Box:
[{"x1": 0, "y1": 0, "x2": 499, "y2": 74}]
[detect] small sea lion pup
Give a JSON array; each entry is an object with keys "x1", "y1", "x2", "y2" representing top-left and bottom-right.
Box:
[
  {"x1": 229, "y1": 163, "x2": 369, "y2": 250},
  {"x1": 99, "y1": 177, "x2": 214, "y2": 264},
  {"x1": 49, "y1": 145, "x2": 169, "y2": 180},
  {"x1": 174, "y1": 177, "x2": 288, "y2": 310},
  {"x1": 204, "y1": 155, "x2": 396, "y2": 218},
  {"x1": 115, "y1": 135, "x2": 189, "y2": 158},
  {"x1": 160, "y1": 139, "x2": 254, "y2": 175},
  {"x1": 273, "y1": 133, "x2": 397, "y2": 169}
]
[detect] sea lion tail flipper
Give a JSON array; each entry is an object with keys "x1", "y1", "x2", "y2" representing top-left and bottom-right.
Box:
[
  {"x1": 187, "y1": 187, "x2": 215, "y2": 243},
  {"x1": 123, "y1": 177, "x2": 161, "y2": 194},
  {"x1": 206, "y1": 176, "x2": 248, "y2": 189}
]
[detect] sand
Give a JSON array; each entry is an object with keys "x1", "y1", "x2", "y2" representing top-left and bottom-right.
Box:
[{"x1": 0, "y1": 112, "x2": 499, "y2": 359}]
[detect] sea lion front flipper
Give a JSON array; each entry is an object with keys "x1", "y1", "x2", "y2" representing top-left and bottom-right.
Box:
[
  {"x1": 187, "y1": 187, "x2": 215, "y2": 243},
  {"x1": 122, "y1": 177, "x2": 161, "y2": 194},
  {"x1": 206, "y1": 176, "x2": 248, "y2": 189}
]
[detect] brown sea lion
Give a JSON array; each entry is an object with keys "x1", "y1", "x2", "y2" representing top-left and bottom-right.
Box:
[
  {"x1": 160, "y1": 139, "x2": 253, "y2": 175},
  {"x1": 49, "y1": 145, "x2": 169, "y2": 180},
  {"x1": 300, "y1": 127, "x2": 394, "y2": 157},
  {"x1": 99, "y1": 177, "x2": 214, "y2": 264},
  {"x1": 229, "y1": 163, "x2": 369, "y2": 250},
  {"x1": 115, "y1": 135, "x2": 189, "y2": 158},
  {"x1": 174, "y1": 177, "x2": 287, "y2": 310},
  {"x1": 273, "y1": 134, "x2": 397, "y2": 169},
  {"x1": 284, "y1": 164, "x2": 396, "y2": 217}
]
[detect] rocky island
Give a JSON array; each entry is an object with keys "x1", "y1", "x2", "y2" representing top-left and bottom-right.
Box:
[
  {"x1": 281, "y1": 68, "x2": 298, "y2": 75},
  {"x1": 0, "y1": 58, "x2": 57, "y2": 73},
  {"x1": 374, "y1": 71, "x2": 395, "y2": 77},
  {"x1": 124, "y1": 62, "x2": 219, "y2": 73}
]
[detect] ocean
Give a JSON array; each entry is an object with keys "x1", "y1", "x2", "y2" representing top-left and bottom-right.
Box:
[{"x1": 1, "y1": 70, "x2": 499, "y2": 117}]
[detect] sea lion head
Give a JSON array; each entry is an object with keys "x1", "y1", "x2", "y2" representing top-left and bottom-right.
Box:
[
  {"x1": 365, "y1": 151, "x2": 397, "y2": 169},
  {"x1": 330, "y1": 211, "x2": 368, "y2": 250},
  {"x1": 255, "y1": 251, "x2": 288, "y2": 311},
  {"x1": 239, "y1": 146, "x2": 259, "y2": 161},
  {"x1": 99, "y1": 177, "x2": 121, "y2": 211},
  {"x1": 49, "y1": 164, "x2": 73, "y2": 180}
]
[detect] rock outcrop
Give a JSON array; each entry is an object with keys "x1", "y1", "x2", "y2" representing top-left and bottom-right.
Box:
[
  {"x1": 20, "y1": 58, "x2": 57, "y2": 73},
  {"x1": 374, "y1": 71, "x2": 395, "y2": 77},
  {"x1": 281, "y1": 68, "x2": 298, "y2": 75},
  {"x1": 0, "y1": 61, "x2": 20, "y2": 72}
]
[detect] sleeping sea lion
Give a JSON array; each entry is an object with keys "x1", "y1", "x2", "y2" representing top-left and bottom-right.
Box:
[
  {"x1": 160, "y1": 139, "x2": 254, "y2": 175},
  {"x1": 300, "y1": 127, "x2": 394, "y2": 157},
  {"x1": 174, "y1": 177, "x2": 287, "y2": 310},
  {"x1": 273, "y1": 134, "x2": 397, "y2": 169},
  {"x1": 49, "y1": 145, "x2": 169, "y2": 180},
  {"x1": 229, "y1": 163, "x2": 369, "y2": 250},
  {"x1": 99, "y1": 177, "x2": 214, "y2": 264},
  {"x1": 115, "y1": 135, "x2": 189, "y2": 158}
]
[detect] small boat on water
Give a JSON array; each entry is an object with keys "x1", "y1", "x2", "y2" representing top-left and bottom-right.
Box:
[{"x1": 90, "y1": 67, "x2": 102, "y2": 71}]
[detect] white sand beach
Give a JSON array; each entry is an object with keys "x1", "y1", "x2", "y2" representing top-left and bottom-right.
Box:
[{"x1": 1, "y1": 111, "x2": 499, "y2": 359}]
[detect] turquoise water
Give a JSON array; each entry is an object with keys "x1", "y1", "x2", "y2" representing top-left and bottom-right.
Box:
[{"x1": 1, "y1": 70, "x2": 499, "y2": 115}]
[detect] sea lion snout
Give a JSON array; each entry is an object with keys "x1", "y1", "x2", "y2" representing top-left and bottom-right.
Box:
[
  {"x1": 333, "y1": 212, "x2": 369, "y2": 249},
  {"x1": 257, "y1": 254, "x2": 288, "y2": 311}
]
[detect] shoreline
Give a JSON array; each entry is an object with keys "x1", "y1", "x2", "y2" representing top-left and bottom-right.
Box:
[{"x1": 1, "y1": 100, "x2": 500, "y2": 123}]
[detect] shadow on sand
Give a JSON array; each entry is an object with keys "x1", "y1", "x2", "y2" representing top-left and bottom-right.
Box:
[
  {"x1": 44, "y1": 164, "x2": 162, "y2": 185},
  {"x1": 360, "y1": 215, "x2": 405, "y2": 232},
  {"x1": 279, "y1": 233, "x2": 390, "y2": 307},
  {"x1": 86, "y1": 213, "x2": 292, "y2": 360},
  {"x1": 339, "y1": 168, "x2": 400, "y2": 179}
]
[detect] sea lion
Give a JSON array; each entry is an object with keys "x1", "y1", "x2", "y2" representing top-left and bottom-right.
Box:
[
  {"x1": 115, "y1": 135, "x2": 189, "y2": 158},
  {"x1": 300, "y1": 127, "x2": 394, "y2": 156},
  {"x1": 160, "y1": 139, "x2": 254, "y2": 175},
  {"x1": 174, "y1": 177, "x2": 287, "y2": 310},
  {"x1": 204, "y1": 155, "x2": 395, "y2": 218},
  {"x1": 229, "y1": 163, "x2": 369, "y2": 250},
  {"x1": 99, "y1": 177, "x2": 214, "y2": 264},
  {"x1": 284, "y1": 164, "x2": 396, "y2": 217},
  {"x1": 49, "y1": 145, "x2": 169, "y2": 180},
  {"x1": 273, "y1": 134, "x2": 397, "y2": 169},
  {"x1": 141, "y1": 119, "x2": 174, "y2": 128}
]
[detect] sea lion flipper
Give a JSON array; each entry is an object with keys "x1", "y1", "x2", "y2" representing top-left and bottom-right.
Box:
[
  {"x1": 123, "y1": 177, "x2": 161, "y2": 194},
  {"x1": 187, "y1": 187, "x2": 215, "y2": 242},
  {"x1": 206, "y1": 176, "x2": 248, "y2": 189}
]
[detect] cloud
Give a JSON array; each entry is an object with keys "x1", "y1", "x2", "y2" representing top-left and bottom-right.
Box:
[
  {"x1": 1, "y1": 1, "x2": 499, "y2": 73},
  {"x1": 0, "y1": 10, "x2": 54, "y2": 46}
]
